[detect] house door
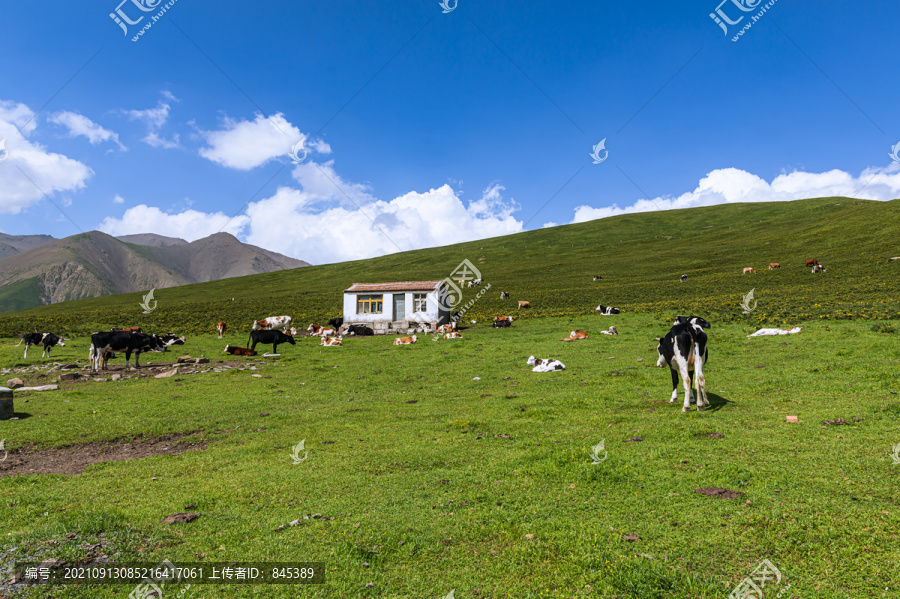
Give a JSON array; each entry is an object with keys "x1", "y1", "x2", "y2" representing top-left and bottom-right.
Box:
[{"x1": 393, "y1": 294, "x2": 405, "y2": 321}]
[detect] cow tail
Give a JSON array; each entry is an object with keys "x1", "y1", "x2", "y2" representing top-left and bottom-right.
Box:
[
  {"x1": 247, "y1": 332, "x2": 252, "y2": 349},
  {"x1": 14, "y1": 338, "x2": 24, "y2": 347}
]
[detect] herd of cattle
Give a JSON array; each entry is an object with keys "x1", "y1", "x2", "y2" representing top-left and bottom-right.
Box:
[{"x1": 740, "y1": 259, "x2": 827, "y2": 275}]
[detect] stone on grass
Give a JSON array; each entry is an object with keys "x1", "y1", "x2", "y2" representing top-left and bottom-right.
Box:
[
  {"x1": 155, "y1": 369, "x2": 178, "y2": 379},
  {"x1": 6, "y1": 378, "x2": 24, "y2": 389}
]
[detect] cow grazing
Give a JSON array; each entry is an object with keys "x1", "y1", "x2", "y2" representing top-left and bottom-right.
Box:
[
  {"x1": 437, "y1": 323, "x2": 457, "y2": 334},
  {"x1": 248, "y1": 329, "x2": 296, "y2": 354},
  {"x1": 443, "y1": 332, "x2": 462, "y2": 339},
  {"x1": 393, "y1": 335, "x2": 417, "y2": 345},
  {"x1": 320, "y1": 336, "x2": 343, "y2": 346},
  {"x1": 561, "y1": 330, "x2": 588, "y2": 342},
  {"x1": 769, "y1": 263, "x2": 781, "y2": 270},
  {"x1": 527, "y1": 356, "x2": 565, "y2": 372},
  {"x1": 500, "y1": 291, "x2": 510, "y2": 299},
  {"x1": 805, "y1": 259, "x2": 820, "y2": 268},
  {"x1": 327, "y1": 318, "x2": 344, "y2": 330},
  {"x1": 467, "y1": 278, "x2": 483, "y2": 288},
  {"x1": 343, "y1": 324, "x2": 374, "y2": 336},
  {"x1": 493, "y1": 315, "x2": 513, "y2": 328},
  {"x1": 224, "y1": 344, "x2": 257, "y2": 356},
  {"x1": 307, "y1": 324, "x2": 336, "y2": 337},
  {"x1": 593, "y1": 275, "x2": 603, "y2": 281},
  {"x1": 90, "y1": 331, "x2": 164, "y2": 371},
  {"x1": 742, "y1": 267, "x2": 755, "y2": 274},
  {"x1": 518, "y1": 301, "x2": 531, "y2": 310},
  {"x1": 680, "y1": 274, "x2": 688, "y2": 282},
  {"x1": 252, "y1": 316, "x2": 292, "y2": 332},
  {"x1": 600, "y1": 326, "x2": 618, "y2": 335},
  {"x1": 216, "y1": 322, "x2": 227, "y2": 338},
  {"x1": 811, "y1": 264, "x2": 827, "y2": 273},
  {"x1": 17, "y1": 332, "x2": 66, "y2": 359},
  {"x1": 595, "y1": 305, "x2": 621, "y2": 315},
  {"x1": 656, "y1": 315, "x2": 710, "y2": 412},
  {"x1": 111, "y1": 326, "x2": 142, "y2": 333}
]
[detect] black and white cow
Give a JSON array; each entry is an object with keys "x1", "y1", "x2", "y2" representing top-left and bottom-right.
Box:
[
  {"x1": 467, "y1": 278, "x2": 483, "y2": 288},
  {"x1": 16, "y1": 332, "x2": 66, "y2": 359},
  {"x1": 327, "y1": 317, "x2": 344, "y2": 330},
  {"x1": 593, "y1": 275, "x2": 603, "y2": 281},
  {"x1": 344, "y1": 324, "x2": 374, "y2": 336},
  {"x1": 500, "y1": 291, "x2": 510, "y2": 299},
  {"x1": 595, "y1": 305, "x2": 621, "y2": 315},
  {"x1": 656, "y1": 316, "x2": 710, "y2": 412},
  {"x1": 248, "y1": 329, "x2": 296, "y2": 354},
  {"x1": 89, "y1": 331, "x2": 166, "y2": 371},
  {"x1": 680, "y1": 274, "x2": 688, "y2": 282}
]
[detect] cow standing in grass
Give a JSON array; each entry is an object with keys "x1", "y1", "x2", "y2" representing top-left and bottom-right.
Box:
[
  {"x1": 217, "y1": 322, "x2": 227, "y2": 338},
  {"x1": 656, "y1": 316, "x2": 710, "y2": 412},
  {"x1": 248, "y1": 330, "x2": 295, "y2": 354},
  {"x1": 17, "y1": 332, "x2": 66, "y2": 359}
]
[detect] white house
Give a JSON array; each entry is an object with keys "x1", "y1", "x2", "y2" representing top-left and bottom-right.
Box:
[{"x1": 343, "y1": 280, "x2": 450, "y2": 333}]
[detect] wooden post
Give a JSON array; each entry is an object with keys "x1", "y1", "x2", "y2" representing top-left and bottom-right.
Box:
[{"x1": 0, "y1": 387, "x2": 13, "y2": 420}]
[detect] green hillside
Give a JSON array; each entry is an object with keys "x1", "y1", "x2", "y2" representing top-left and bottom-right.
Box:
[{"x1": 1, "y1": 197, "x2": 898, "y2": 336}]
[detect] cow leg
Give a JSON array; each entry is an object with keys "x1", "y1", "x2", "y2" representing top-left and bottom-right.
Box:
[
  {"x1": 134, "y1": 351, "x2": 141, "y2": 369},
  {"x1": 669, "y1": 368, "x2": 679, "y2": 402},
  {"x1": 694, "y1": 347, "x2": 708, "y2": 410},
  {"x1": 672, "y1": 354, "x2": 692, "y2": 412},
  {"x1": 272, "y1": 344, "x2": 278, "y2": 354},
  {"x1": 688, "y1": 370, "x2": 696, "y2": 404},
  {"x1": 23, "y1": 343, "x2": 30, "y2": 359},
  {"x1": 125, "y1": 349, "x2": 132, "y2": 369}
]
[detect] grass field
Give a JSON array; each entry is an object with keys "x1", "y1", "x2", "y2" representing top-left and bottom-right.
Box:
[{"x1": 1, "y1": 313, "x2": 898, "y2": 598}]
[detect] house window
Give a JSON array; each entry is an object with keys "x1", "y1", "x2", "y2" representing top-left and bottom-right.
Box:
[
  {"x1": 357, "y1": 294, "x2": 383, "y2": 314},
  {"x1": 413, "y1": 293, "x2": 428, "y2": 313}
]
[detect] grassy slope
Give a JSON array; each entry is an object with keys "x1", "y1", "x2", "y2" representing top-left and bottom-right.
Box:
[
  {"x1": 0, "y1": 197, "x2": 898, "y2": 337},
  {"x1": 1, "y1": 314, "x2": 898, "y2": 598}
]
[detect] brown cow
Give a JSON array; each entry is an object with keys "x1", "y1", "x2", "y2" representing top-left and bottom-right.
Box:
[
  {"x1": 307, "y1": 324, "x2": 336, "y2": 337},
  {"x1": 437, "y1": 323, "x2": 457, "y2": 334},
  {"x1": 320, "y1": 336, "x2": 342, "y2": 346},
  {"x1": 561, "y1": 330, "x2": 589, "y2": 342},
  {"x1": 805, "y1": 259, "x2": 819, "y2": 267},
  {"x1": 224, "y1": 344, "x2": 257, "y2": 356},
  {"x1": 768, "y1": 263, "x2": 780, "y2": 270},
  {"x1": 518, "y1": 301, "x2": 531, "y2": 310},
  {"x1": 393, "y1": 335, "x2": 417, "y2": 345},
  {"x1": 443, "y1": 332, "x2": 462, "y2": 339},
  {"x1": 742, "y1": 267, "x2": 755, "y2": 274},
  {"x1": 216, "y1": 321, "x2": 227, "y2": 338},
  {"x1": 111, "y1": 326, "x2": 142, "y2": 332}
]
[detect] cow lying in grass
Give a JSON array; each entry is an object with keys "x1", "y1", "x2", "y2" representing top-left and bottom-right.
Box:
[
  {"x1": 527, "y1": 356, "x2": 565, "y2": 372},
  {"x1": 437, "y1": 323, "x2": 458, "y2": 334},
  {"x1": 306, "y1": 324, "x2": 336, "y2": 337},
  {"x1": 656, "y1": 316, "x2": 710, "y2": 412},
  {"x1": 393, "y1": 335, "x2": 417, "y2": 345},
  {"x1": 596, "y1": 305, "x2": 620, "y2": 315},
  {"x1": 320, "y1": 336, "x2": 342, "y2": 346},
  {"x1": 224, "y1": 344, "x2": 257, "y2": 356},
  {"x1": 493, "y1": 316, "x2": 513, "y2": 328},
  {"x1": 443, "y1": 332, "x2": 462, "y2": 339},
  {"x1": 599, "y1": 326, "x2": 618, "y2": 335},
  {"x1": 560, "y1": 330, "x2": 588, "y2": 341}
]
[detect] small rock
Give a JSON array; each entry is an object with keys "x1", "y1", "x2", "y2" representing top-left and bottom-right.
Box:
[
  {"x1": 786, "y1": 415, "x2": 799, "y2": 423},
  {"x1": 6, "y1": 378, "x2": 24, "y2": 389},
  {"x1": 473, "y1": 377, "x2": 481, "y2": 381},
  {"x1": 59, "y1": 372, "x2": 80, "y2": 381},
  {"x1": 111, "y1": 374, "x2": 122, "y2": 381},
  {"x1": 154, "y1": 369, "x2": 178, "y2": 379},
  {"x1": 161, "y1": 513, "x2": 199, "y2": 524},
  {"x1": 252, "y1": 374, "x2": 263, "y2": 378}
]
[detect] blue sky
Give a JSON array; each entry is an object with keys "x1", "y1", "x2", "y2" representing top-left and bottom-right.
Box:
[{"x1": 1, "y1": 0, "x2": 898, "y2": 264}]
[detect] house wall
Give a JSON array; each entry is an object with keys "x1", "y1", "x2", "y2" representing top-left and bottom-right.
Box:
[{"x1": 343, "y1": 287, "x2": 448, "y2": 329}]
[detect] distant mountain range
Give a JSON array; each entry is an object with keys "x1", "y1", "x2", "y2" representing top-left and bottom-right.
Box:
[{"x1": 0, "y1": 231, "x2": 309, "y2": 312}]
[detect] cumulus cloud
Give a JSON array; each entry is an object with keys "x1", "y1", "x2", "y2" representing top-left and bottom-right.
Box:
[
  {"x1": 0, "y1": 100, "x2": 93, "y2": 215},
  {"x1": 48, "y1": 111, "x2": 125, "y2": 150},
  {"x1": 127, "y1": 93, "x2": 179, "y2": 149},
  {"x1": 113, "y1": 194, "x2": 125, "y2": 204},
  {"x1": 198, "y1": 113, "x2": 330, "y2": 170},
  {"x1": 242, "y1": 181, "x2": 523, "y2": 264},
  {"x1": 98, "y1": 204, "x2": 248, "y2": 240},
  {"x1": 571, "y1": 166, "x2": 900, "y2": 223}
]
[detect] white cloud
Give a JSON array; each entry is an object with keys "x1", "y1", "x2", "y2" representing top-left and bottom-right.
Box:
[
  {"x1": 0, "y1": 100, "x2": 93, "y2": 215},
  {"x1": 98, "y1": 204, "x2": 248, "y2": 241},
  {"x1": 48, "y1": 111, "x2": 125, "y2": 150},
  {"x1": 572, "y1": 166, "x2": 900, "y2": 223},
  {"x1": 241, "y1": 181, "x2": 522, "y2": 264},
  {"x1": 113, "y1": 194, "x2": 125, "y2": 204},
  {"x1": 198, "y1": 113, "x2": 329, "y2": 170},
  {"x1": 127, "y1": 93, "x2": 179, "y2": 149}
]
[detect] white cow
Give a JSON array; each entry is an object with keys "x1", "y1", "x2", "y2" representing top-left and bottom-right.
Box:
[{"x1": 527, "y1": 356, "x2": 565, "y2": 372}]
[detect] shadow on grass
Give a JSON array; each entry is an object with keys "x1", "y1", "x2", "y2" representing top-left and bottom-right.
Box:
[
  {"x1": 703, "y1": 392, "x2": 729, "y2": 412},
  {"x1": 6, "y1": 412, "x2": 32, "y2": 420}
]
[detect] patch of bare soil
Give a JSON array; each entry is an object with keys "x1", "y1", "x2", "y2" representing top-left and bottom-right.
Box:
[
  {"x1": 0, "y1": 432, "x2": 206, "y2": 477},
  {"x1": 695, "y1": 487, "x2": 743, "y2": 500},
  {"x1": 697, "y1": 432, "x2": 725, "y2": 439}
]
